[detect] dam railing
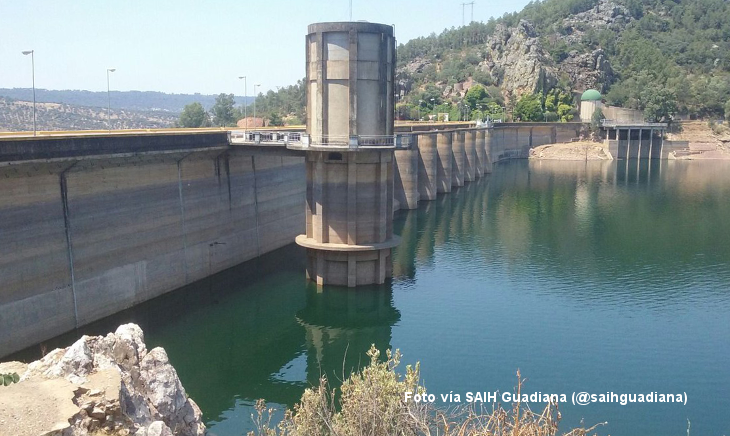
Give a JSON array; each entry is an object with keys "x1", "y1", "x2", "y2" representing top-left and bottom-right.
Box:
[{"x1": 230, "y1": 130, "x2": 399, "y2": 149}]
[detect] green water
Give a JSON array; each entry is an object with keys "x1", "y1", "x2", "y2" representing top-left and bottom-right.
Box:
[{"x1": 16, "y1": 159, "x2": 730, "y2": 436}]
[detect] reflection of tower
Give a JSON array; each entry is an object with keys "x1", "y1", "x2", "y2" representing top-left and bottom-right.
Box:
[
  {"x1": 392, "y1": 209, "x2": 418, "y2": 281},
  {"x1": 292, "y1": 22, "x2": 399, "y2": 287},
  {"x1": 296, "y1": 284, "x2": 401, "y2": 386}
]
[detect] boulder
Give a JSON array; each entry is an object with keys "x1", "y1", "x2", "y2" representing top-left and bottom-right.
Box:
[{"x1": 0, "y1": 323, "x2": 205, "y2": 436}]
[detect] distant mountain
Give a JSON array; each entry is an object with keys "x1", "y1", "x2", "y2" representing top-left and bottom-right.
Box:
[
  {"x1": 0, "y1": 89, "x2": 252, "y2": 114},
  {"x1": 0, "y1": 97, "x2": 177, "y2": 132}
]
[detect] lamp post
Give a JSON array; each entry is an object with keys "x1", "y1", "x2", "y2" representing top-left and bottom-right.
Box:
[
  {"x1": 430, "y1": 98, "x2": 435, "y2": 120},
  {"x1": 276, "y1": 85, "x2": 282, "y2": 119},
  {"x1": 238, "y1": 76, "x2": 247, "y2": 129},
  {"x1": 418, "y1": 99, "x2": 423, "y2": 121},
  {"x1": 106, "y1": 68, "x2": 116, "y2": 131},
  {"x1": 253, "y1": 84, "x2": 261, "y2": 128},
  {"x1": 21, "y1": 50, "x2": 36, "y2": 136}
]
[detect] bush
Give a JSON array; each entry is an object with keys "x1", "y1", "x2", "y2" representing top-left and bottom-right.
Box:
[
  {"x1": 1, "y1": 373, "x2": 19, "y2": 387},
  {"x1": 514, "y1": 94, "x2": 544, "y2": 122},
  {"x1": 247, "y1": 346, "x2": 603, "y2": 436}
]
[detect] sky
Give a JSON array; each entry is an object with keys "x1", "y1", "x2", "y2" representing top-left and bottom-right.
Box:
[{"x1": 1, "y1": 0, "x2": 532, "y2": 96}]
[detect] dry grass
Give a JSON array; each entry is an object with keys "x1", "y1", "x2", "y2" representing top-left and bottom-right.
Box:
[{"x1": 247, "y1": 346, "x2": 603, "y2": 436}]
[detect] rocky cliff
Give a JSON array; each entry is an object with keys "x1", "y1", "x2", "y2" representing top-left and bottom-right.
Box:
[
  {"x1": 481, "y1": 20, "x2": 559, "y2": 99},
  {"x1": 0, "y1": 324, "x2": 205, "y2": 436},
  {"x1": 396, "y1": 0, "x2": 629, "y2": 102}
]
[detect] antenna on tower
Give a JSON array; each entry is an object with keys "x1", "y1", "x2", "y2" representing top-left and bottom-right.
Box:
[{"x1": 461, "y1": 1, "x2": 475, "y2": 25}]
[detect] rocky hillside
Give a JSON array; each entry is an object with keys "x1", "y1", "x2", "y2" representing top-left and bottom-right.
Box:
[
  {"x1": 0, "y1": 97, "x2": 177, "y2": 132},
  {"x1": 396, "y1": 0, "x2": 730, "y2": 121}
]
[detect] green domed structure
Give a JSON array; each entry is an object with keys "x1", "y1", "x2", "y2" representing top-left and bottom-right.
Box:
[{"x1": 581, "y1": 89, "x2": 602, "y2": 101}]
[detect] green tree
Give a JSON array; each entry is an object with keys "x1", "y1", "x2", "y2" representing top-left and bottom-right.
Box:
[
  {"x1": 642, "y1": 87, "x2": 678, "y2": 122},
  {"x1": 591, "y1": 107, "x2": 605, "y2": 130},
  {"x1": 557, "y1": 103, "x2": 574, "y2": 122},
  {"x1": 514, "y1": 94, "x2": 543, "y2": 122},
  {"x1": 268, "y1": 112, "x2": 284, "y2": 126},
  {"x1": 211, "y1": 93, "x2": 237, "y2": 127},
  {"x1": 465, "y1": 85, "x2": 488, "y2": 109},
  {"x1": 178, "y1": 102, "x2": 211, "y2": 128},
  {"x1": 725, "y1": 99, "x2": 730, "y2": 120}
]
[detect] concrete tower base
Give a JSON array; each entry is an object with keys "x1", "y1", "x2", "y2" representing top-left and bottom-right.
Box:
[
  {"x1": 298, "y1": 240, "x2": 397, "y2": 287},
  {"x1": 295, "y1": 148, "x2": 399, "y2": 287}
]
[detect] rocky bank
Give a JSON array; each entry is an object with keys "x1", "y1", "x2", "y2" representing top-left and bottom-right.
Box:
[
  {"x1": 529, "y1": 141, "x2": 613, "y2": 160},
  {"x1": 0, "y1": 324, "x2": 205, "y2": 436}
]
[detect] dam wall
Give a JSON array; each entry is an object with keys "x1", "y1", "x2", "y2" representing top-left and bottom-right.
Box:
[
  {"x1": 0, "y1": 133, "x2": 304, "y2": 356},
  {"x1": 487, "y1": 123, "x2": 583, "y2": 162},
  {"x1": 1, "y1": 122, "x2": 584, "y2": 356}
]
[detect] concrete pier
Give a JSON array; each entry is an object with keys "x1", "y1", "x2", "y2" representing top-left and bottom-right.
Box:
[
  {"x1": 476, "y1": 130, "x2": 488, "y2": 175},
  {"x1": 464, "y1": 130, "x2": 477, "y2": 182},
  {"x1": 474, "y1": 130, "x2": 484, "y2": 179},
  {"x1": 297, "y1": 149, "x2": 397, "y2": 287},
  {"x1": 452, "y1": 131, "x2": 466, "y2": 187},
  {"x1": 417, "y1": 132, "x2": 438, "y2": 201},
  {"x1": 436, "y1": 131, "x2": 453, "y2": 193},
  {"x1": 394, "y1": 139, "x2": 419, "y2": 210}
]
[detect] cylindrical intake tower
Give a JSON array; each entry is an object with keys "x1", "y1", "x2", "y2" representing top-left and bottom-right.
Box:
[
  {"x1": 306, "y1": 21, "x2": 395, "y2": 140},
  {"x1": 293, "y1": 22, "x2": 399, "y2": 287}
]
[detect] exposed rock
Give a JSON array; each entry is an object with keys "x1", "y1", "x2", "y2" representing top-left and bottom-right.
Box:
[
  {"x1": 482, "y1": 20, "x2": 558, "y2": 100},
  {"x1": 560, "y1": 49, "x2": 614, "y2": 93},
  {"x1": 402, "y1": 57, "x2": 432, "y2": 75},
  {"x1": 395, "y1": 70, "x2": 414, "y2": 99},
  {"x1": 0, "y1": 324, "x2": 205, "y2": 436},
  {"x1": 562, "y1": 0, "x2": 633, "y2": 40}
]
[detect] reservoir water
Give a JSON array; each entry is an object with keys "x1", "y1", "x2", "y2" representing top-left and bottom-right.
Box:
[{"x1": 15, "y1": 159, "x2": 730, "y2": 436}]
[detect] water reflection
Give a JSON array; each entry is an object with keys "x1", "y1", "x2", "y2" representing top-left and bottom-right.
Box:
[{"x1": 297, "y1": 285, "x2": 400, "y2": 384}]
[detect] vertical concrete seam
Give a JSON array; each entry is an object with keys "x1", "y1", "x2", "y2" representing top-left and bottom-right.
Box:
[
  {"x1": 177, "y1": 153, "x2": 192, "y2": 283},
  {"x1": 59, "y1": 161, "x2": 79, "y2": 328},
  {"x1": 224, "y1": 153, "x2": 232, "y2": 211},
  {"x1": 378, "y1": 153, "x2": 388, "y2": 243},
  {"x1": 349, "y1": 28, "x2": 358, "y2": 135},
  {"x1": 347, "y1": 154, "x2": 357, "y2": 244},
  {"x1": 251, "y1": 156, "x2": 261, "y2": 257}
]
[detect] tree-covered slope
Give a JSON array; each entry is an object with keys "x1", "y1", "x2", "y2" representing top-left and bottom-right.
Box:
[{"x1": 396, "y1": 0, "x2": 730, "y2": 121}]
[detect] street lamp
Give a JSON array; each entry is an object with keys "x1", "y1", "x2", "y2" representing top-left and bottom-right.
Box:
[
  {"x1": 430, "y1": 98, "x2": 435, "y2": 119},
  {"x1": 253, "y1": 84, "x2": 261, "y2": 128},
  {"x1": 238, "y1": 76, "x2": 247, "y2": 129},
  {"x1": 21, "y1": 50, "x2": 36, "y2": 136},
  {"x1": 418, "y1": 99, "x2": 423, "y2": 121},
  {"x1": 276, "y1": 85, "x2": 282, "y2": 119},
  {"x1": 106, "y1": 68, "x2": 116, "y2": 131}
]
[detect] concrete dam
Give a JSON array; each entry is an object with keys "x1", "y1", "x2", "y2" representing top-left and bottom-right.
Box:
[{"x1": 0, "y1": 122, "x2": 582, "y2": 357}]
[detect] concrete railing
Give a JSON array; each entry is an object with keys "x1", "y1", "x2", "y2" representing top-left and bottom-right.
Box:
[
  {"x1": 230, "y1": 131, "x2": 398, "y2": 148},
  {"x1": 601, "y1": 120, "x2": 667, "y2": 128},
  {"x1": 301, "y1": 134, "x2": 396, "y2": 148},
  {"x1": 230, "y1": 130, "x2": 303, "y2": 145}
]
